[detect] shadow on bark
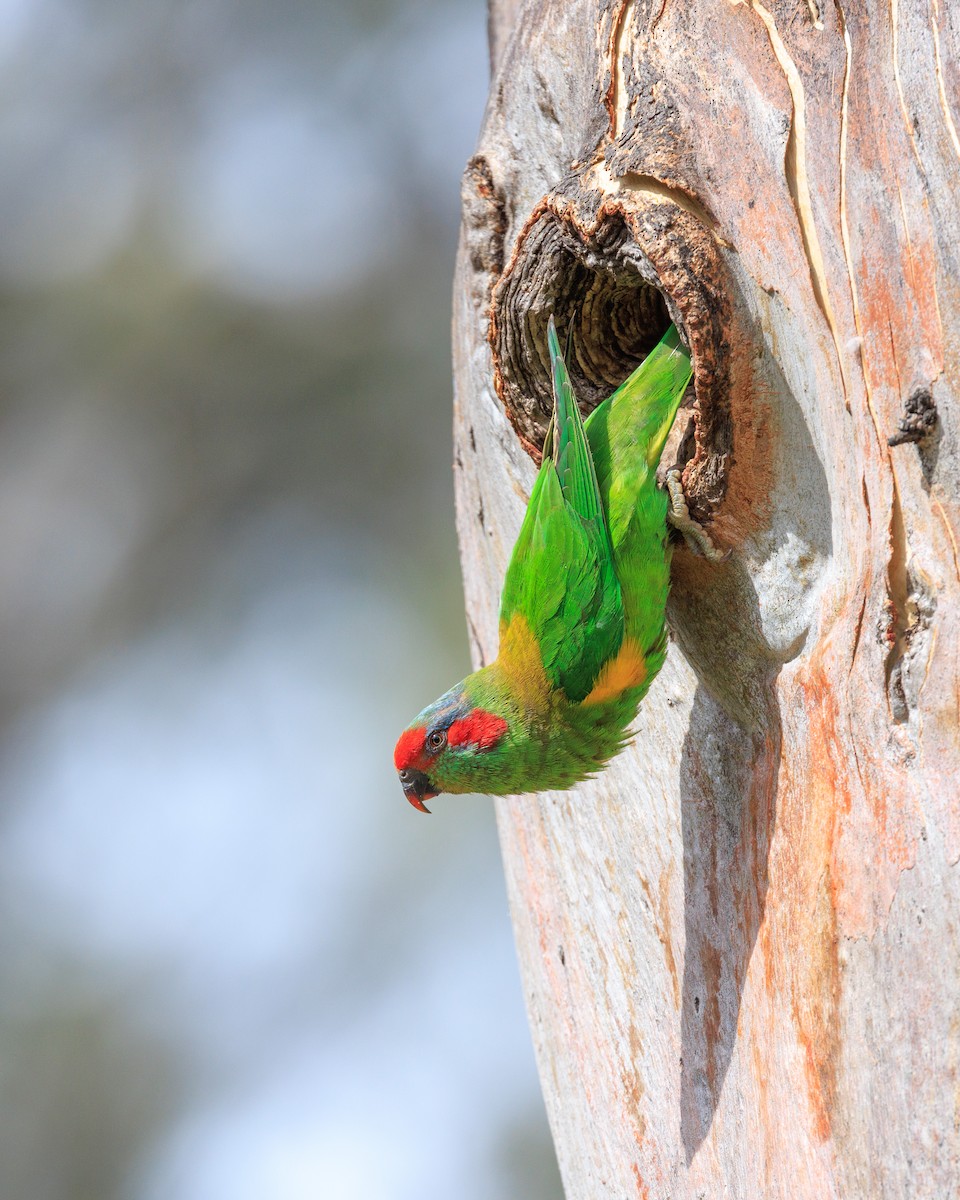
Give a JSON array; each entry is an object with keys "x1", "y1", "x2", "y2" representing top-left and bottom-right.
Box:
[
  {"x1": 678, "y1": 678, "x2": 781, "y2": 1161},
  {"x1": 670, "y1": 343, "x2": 833, "y2": 1158}
]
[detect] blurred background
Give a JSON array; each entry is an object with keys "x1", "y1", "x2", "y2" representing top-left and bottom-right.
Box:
[{"x1": 0, "y1": 0, "x2": 563, "y2": 1196}]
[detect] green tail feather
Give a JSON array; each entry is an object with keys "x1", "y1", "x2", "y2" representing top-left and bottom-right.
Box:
[
  {"x1": 547, "y1": 316, "x2": 609, "y2": 551},
  {"x1": 584, "y1": 324, "x2": 693, "y2": 650}
]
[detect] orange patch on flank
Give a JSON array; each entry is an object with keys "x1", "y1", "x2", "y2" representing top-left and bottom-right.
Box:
[{"x1": 581, "y1": 638, "x2": 647, "y2": 705}]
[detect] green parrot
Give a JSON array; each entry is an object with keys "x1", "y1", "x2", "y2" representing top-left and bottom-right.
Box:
[{"x1": 394, "y1": 316, "x2": 697, "y2": 812}]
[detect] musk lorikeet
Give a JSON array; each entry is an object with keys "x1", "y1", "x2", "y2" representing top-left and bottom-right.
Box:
[{"x1": 395, "y1": 317, "x2": 704, "y2": 812}]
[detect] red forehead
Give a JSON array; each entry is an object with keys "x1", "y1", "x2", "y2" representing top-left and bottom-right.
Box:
[
  {"x1": 394, "y1": 727, "x2": 426, "y2": 771},
  {"x1": 448, "y1": 710, "x2": 508, "y2": 750}
]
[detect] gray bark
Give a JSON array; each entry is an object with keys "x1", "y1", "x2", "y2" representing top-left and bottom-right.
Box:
[{"x1": 452, "y1": 1, "x2": 960, "y2": 1196}]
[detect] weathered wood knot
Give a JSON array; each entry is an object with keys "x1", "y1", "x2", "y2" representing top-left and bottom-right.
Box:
[{"x1": 887, "y1": 387, "x2": 938, "y2": 447}]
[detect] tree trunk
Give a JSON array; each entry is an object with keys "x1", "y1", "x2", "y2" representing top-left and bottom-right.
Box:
[{"x1": 452, "y1": 1, "x2": 960, "y2": 1196}]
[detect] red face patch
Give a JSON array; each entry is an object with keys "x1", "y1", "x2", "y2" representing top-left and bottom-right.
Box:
[
  {"x1": 394, "y1": 727, "x2": 426, "y2": 771},
  {"x1": 447, "y1": 710, "x2": 508, "y2": 752}
]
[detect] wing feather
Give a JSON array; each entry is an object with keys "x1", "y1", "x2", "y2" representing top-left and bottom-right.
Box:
[{"x1": 498, "y1": 317, "x2": 623, "y2": 701}]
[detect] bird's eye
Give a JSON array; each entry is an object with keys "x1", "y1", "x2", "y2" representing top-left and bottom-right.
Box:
[{"x1": 426, "y1": 730, "x2": 447, "y2": 752}]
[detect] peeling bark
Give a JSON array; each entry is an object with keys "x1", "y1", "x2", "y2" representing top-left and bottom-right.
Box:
[{"x1": 452, "y1": 2, "x2": 960, "y2": 1196}]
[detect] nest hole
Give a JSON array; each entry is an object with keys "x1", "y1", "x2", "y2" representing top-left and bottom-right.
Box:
[{"x1": 491, "y1": 211, "x2": 677, "y2": 455}]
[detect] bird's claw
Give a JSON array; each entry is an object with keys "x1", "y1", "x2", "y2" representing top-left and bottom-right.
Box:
[{"x1": 665, "y1": 468, "x2": 729, "y2": 563}]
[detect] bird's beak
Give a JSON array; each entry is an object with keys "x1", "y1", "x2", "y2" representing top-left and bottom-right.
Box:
[{"x1": 399, "y1": 768, "x2": 439, "y2": 814}]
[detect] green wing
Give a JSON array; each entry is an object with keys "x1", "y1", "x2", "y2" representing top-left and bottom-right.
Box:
[
  {"x1": 499, "y1": 317, "x2": 624, "y2": 702},
  {"x1": 584, "y1": 324, "x2": 692, "y2": 653}
]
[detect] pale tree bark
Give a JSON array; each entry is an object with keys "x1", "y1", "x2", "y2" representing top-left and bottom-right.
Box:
[{"x1": 452, "y1": 1, "x2": 960, "y2": 1197}]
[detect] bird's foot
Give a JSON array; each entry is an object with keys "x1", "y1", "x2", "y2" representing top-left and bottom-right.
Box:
[{"x1": 665, "y1": 468, "x2": 728, "y2": 563}]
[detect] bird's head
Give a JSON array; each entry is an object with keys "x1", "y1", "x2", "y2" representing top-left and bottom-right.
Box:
[{"x1": 393, "y1": 679, "x2": 513, "y2": 812}]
